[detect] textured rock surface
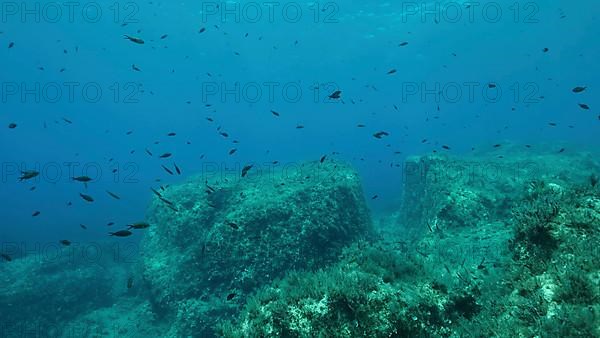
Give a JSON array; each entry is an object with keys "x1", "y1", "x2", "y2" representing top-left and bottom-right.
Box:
[
  {"x1": 140, "y1": 160, "x2": 373, "y2": 323},
  {"x1": 221, "y1": 148, "x2": 600, "y2": 337},
  {"x1": 0, "y1": 243, "x2": 129, "y2": 336},
  {"x1": 399, "y1": 146, "x2": 599, "y2": 234}
]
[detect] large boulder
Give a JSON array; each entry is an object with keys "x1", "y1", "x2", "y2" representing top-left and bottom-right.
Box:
[
  {"x1": 140, "y1": 160, "x2": 373, "y2": 323},
  {"x1": 221, "y1": 147, "x2": 600, "y2": 337},
  {"x1": 399, "y1": 145, "x2": 600, "y2": 234},
  {"x1": 0, "y1": 243, "x2": 128, "y2": 336}
]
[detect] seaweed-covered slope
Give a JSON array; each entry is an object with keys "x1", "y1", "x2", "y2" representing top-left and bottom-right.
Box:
[
  {"x1": 140, "y1": 160, "x2": 373, "y2": 326},
  {"x1": 0, "y1": 243, "x2": 131, "y2": 336},
  {"x1": 221, "y1": 148, "x2": 600, "y2": 337},
  {"x1": 400, "y1": 146, "x2": 599, "y2": 235}
]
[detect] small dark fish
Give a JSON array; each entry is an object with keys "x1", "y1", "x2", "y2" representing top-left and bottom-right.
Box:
[
  {"x1": 241, "y1": 165, "x2": 253, "y2": 177},
  {"x1": 296, "y1": 125, "x2": 305, "y2": 129},
  {"x1": 229, "y1": 148, "x2": 237, "y2": 155},
  {"x1": 320, "y1": 155, "x2": 327, "y2": 163},
  {"x1": 387, "y1": 69, "x2": 397, "y2": 75},
  {"x1": 572, "y1": 86, "x2": 586, "y2": 93},
  {"x1": 493, "y1": 144, "x2": 502, "y2": 148},
  {"x1": 80, "y1": 224, "x2": 87, "y2": 230},
  {"x1": 161, "y1": 165, "x2": 174, "y2": 175},
  {"x1": 488, "y1": 83, "x2": 497, "y2": 88},
  {"x1": 159, "y1": 197, "x2": 175, "y2": 206},
  {"x1": 1, "y1": 253, "x2": 12, "y2": 262},
  {"x1": 399, "y1": 42, "x2": 409, "y2": 46},
  {"x1": 159, "y1": 153, "x2": 172, "y2": 158},
  {"x1": 227, "y1": 222, "x2": 239, "y2": 230},
  {"x1": 548, "y1": 122, "x2": 557, "y2": 126},
  {"x1": 20, "y1": 170, "x2": 39, "y2": 181},
  {"x1": 145, "y1": 148, "x2": 153, "y2": 157},
  {"x1": 578, "y1": 103, "x2": 590, "y2": 110},
  {"x1": 220, "y1": 132, "x2": 229, "y2": 138},
  {"x1": 32, "y1": 211, "x2": 40, "y2": 217},
  {"x1": 109, "y1": 230, "x2": 133, "y2": 237},
  {"x1": 167, "y1": 132, "x2": 176, "y2": 136},
  {"x1": 329, "y1": 90, "x2": 342, "y2": 99},
  {"x1": 226, "y1": 293, "x2": 236, "y2": 301},
  {"x1": 106, "y1": 190, "x2": 121, "y2": 200},
  {"x1": 442, "y1": 145, "x2": 451, "y2": 150},
  {"x1": 271, "y1": 110, "x2": 280, "y2": 117},
  {"x1": 107, "y1": 222, "x2": 115, "y2": 226},
  {"x1": 356, "y1": 124, "x2": 366, "y2": 128},
  {"x1": 160, "y1": 34, "x2": 168, "y2": 40},
  {"x1": 542, "y1": 47, "x2": 549, "y2": 52},
  {"x1": 8, "y1": 123, "x2": 17, "y2": 129},
  {"x1": 558, "y1": 148, "x2": 565, "y2": 153},
  {"x1": 132, "y1": 64, "x2": 141, "y2": 71},
  {"x1": 150, "y1": 187, "x2": 162, "y2": 198},
  {"x1": 373, "y1": 131, "x2": 389, "y2": 139},
  {"x1": 371, "y1": 195, "x2": 378, "y2": 200},
  {"x1": 199, "y1": 27, "x2": 206, "y2": 33},
  {"x1": 128, "y1": 222, "x2": 150, "y2": 230},
  {"x1": 174, "y1": 163, "x2": 181, "y2": 175},
  {"x1": 124, "y1": 35, "x2": 144, "y2": 44},
  {"x1": 166, "y1": 204, "x2": 179, "y2": 212},
  {"x1": 8, "y1": 42, "x2": 14, "y2": 49},
  {"x1": 73, "y1": 176, "x2": 92, "y2": 183},
  {"x1": 60, "y1": 240, "x2": 71, "y2": 246},
  {"x1": 62, "y1": 117, "x2": 73, "y2": 124},
  {"x1": 127, "y1": 277, "x2": 134, "y2": 289},
  {"x1": 79, "y1": 193, "x2": 94, "y2": 202}
]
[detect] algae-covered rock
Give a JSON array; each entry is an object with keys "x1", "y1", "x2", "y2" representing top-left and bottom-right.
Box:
[
  {"x1": 400, "y1": 146, "x2": 600, "y2": 235},
  {"x1": 0, "y1": 243, "x2": 128, "y2": 336},
  {"x1": 396, "y1": 147, "x2": 600, "y2": 337},
  {"x1": 221, "y1": 148, "x2": 599, "y2": 337},
  {"x1": 140, "y1": 160, "x2": 373, "y2": 320},
  {"x1": 217, "y1": 243, "x2": 425, "y2": 337}
]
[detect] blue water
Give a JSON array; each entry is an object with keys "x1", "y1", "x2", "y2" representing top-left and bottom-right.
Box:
[
  {"x1": 2, "y1": 0, "x2": 598, "y2": 243},
  {"x1": 0, "y1": 1, "x2": 599, "y2": 333}
]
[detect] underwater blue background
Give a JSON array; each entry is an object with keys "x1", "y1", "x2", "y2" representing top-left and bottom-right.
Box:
[{"x1": 1, "y1": 0, "x2": 599, "y2": 246}]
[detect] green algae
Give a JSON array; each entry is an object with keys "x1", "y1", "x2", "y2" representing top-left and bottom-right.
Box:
[
  {"x1": 140, "y1": 160, "x2": 373, "y2": 335},
  {"x1": 219, "y1": 148, "x2": 600, "y2": 337},
  {"x1": 1, "y1": 149, "x2": 598, "y2": 337}
]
